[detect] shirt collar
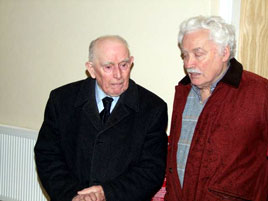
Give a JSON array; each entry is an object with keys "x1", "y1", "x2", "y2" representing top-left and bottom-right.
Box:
[
  {"x1": 95, "y1": 81, "x2": 119, "y2": 112},
  {"x1": 192, "y1": 64, "x2": 229, "y2": 97},
  {"x1": 95, "y1": 82, "x2": 107, "y2": 106},
  {"x1": 180, "y1": 58, "x2": 243, "y2": 89}
]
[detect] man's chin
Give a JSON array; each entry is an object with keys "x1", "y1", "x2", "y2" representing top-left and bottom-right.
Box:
[
  {"x1": 191, "y1": 81, "x2": 204, "y2": 88},
  {"x1": 108, "y1": 89, "x2": 127, "y2": 97}
]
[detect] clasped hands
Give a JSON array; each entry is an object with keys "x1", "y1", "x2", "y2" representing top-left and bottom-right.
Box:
[{"x1": 72, "y1": 185, "x2": 106, "y2": 201}]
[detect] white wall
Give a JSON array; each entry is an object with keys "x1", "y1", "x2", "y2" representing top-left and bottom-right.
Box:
[{"x1": 0, "y1": 0, "x2": 219, "y2": 131}]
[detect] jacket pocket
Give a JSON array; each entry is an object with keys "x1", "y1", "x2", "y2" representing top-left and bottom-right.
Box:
[{"x1": 208, "y1": 187, "x2": 252, "y2": 201}]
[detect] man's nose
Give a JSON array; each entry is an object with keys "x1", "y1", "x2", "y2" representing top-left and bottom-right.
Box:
[
  {"x1": 113, "y1": 66, "x2": 122, "y2": 79},
  {"x1": 184, "y1": 55, "x2": 195, "y2": 68}
]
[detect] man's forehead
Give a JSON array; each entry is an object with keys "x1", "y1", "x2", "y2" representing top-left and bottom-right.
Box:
[
  {"x1": 181, "y1": 46, "x2": 205, "y2": 52},
  {"x1": 101, "y1": 57, "x2": 131, "y2": 65},
  {"x1": 181, "y1": 42, "x2": 211, "y2": 54},
  {"x1": 181, "y1": 34, "x2": 215, "y2": 53},
  {"x1": 182, "y1": 29, "x2": 210, "y2": 42}
]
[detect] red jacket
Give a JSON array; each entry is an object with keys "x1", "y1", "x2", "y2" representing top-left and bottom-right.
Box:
[{"x1": 165, "y1": 59, "x2": 268, "y2": 201}]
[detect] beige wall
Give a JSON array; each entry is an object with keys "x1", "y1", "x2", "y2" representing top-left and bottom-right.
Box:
[{"x1": 0, "y1": 0, "x2": 219, "y2": 131}]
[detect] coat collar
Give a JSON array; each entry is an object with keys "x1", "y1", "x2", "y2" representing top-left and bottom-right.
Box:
[
  {"x1": 74, "y1": 77, "x2": 139, "y2": 112},
  {"x1": 74, "y1": 77, "x2": 96, "y2": 108},
  {"x1": 179, "y1": 58, "x2": 243, "y2": 88},
  {"x1": 73, "y1": 77, "x2": 139, "y2": 131},
  {"x1": 116, "y1": 79, "x2": 139, "y2": 113},
  {"x1": 102, "y1": 79, "x2": 139, "y2": 129}
]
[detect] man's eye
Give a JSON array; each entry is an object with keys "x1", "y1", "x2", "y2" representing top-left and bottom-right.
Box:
[
  {"x1": 104, "y1": 65, "x2": 112, "y2": 69},
  {"x1": 195, "y1": 53, "x2": 203, "y2": 58},
  {"x1": 103, "y1": 65, "x2": 113, "y2": 72},
  {"x1": 119, "y1": 62, "x2": 130, "y2": 70},
  {"x1": 120, "y1": 62, "x2": 127, "y2": 67}
]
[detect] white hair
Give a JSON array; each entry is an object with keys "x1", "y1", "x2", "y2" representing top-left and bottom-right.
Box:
[{"x1": 178, "y1": 15, "x2": 236, "y2": 60}]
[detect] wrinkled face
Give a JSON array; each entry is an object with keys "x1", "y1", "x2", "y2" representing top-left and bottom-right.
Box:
[
  {"x1": 86, "y1": 38, "x2": 134, "y2": 96},
  {"x1": 180, "y1": 29, "x2": 230, "y2": 89}
]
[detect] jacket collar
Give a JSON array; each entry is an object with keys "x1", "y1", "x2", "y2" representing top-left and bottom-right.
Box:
[
  {"x1": 74, "y1": 77, "x2": 96, "y2": 108},
  {"x1": 179, "y1": 58, "x2": 243, "y2": 88},
  {"x1": 74, "y1": 77, "x2": 139, "y2": 112},
  {"x1": 74, "y1": 77, "x2": 139, "y2": 131},
  {"x1": 116, "y1": 79, "x2": 139, "y2": 112}
]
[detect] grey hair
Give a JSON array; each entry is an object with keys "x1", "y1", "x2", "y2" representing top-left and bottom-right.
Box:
[
  {"x1": 88, "y1": 35, "x2": 130, "y2": 61},
  {"x1": 178, "y1": 15, "x2": 236, "y2": 60}
]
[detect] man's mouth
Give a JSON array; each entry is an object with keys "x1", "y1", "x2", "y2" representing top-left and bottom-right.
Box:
[
  {"x1": 111, "y1": 82, "x2": 123, "y2": 86},
  {"x1": 189, "y1": 71, "x2": 203, "y2": 78}
]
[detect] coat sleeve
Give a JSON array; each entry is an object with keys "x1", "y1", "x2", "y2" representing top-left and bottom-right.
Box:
[
  {"x1": 34, "y1": 91, "x2": 82, "y2": 201},
  {"x1": 101, "y1": 102, "x2": 168, "y2": 201}
]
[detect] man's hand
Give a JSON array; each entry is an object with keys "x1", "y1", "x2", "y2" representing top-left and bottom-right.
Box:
[
  {"x1": 72, "y1": 194, "x2": 83, "y2": 201},
  {"x1": 72, "y1": 185, "x2": 106, "y2": 201}
]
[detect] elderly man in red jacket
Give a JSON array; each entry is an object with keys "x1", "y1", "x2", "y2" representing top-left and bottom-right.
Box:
[{"x1": 165, "y1": 15, "x2": 268, "y2": 201}]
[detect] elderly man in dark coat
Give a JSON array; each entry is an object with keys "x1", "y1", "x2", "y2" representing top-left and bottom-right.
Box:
[{"x1": 35, "y1": 35, "x2": 168, "y2": 201}]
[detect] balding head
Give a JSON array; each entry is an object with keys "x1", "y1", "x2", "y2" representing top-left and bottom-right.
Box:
[{"x1": 88, "y1": 35, "x2": 130, "y2": 62}]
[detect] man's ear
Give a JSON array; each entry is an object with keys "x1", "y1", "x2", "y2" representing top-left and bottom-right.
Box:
[
  {"x1": 130, "y1": 56, "x2": 134, "y2": 63},
  {"x1": 129, "y1": 56, "x2": 134, "y2": 69},
  {"x1": 85, "y1": 62, "x2": 96, "y2": 78},
  {"x1": 222, "y1": 46, "x2": 231, "y2": 62}
]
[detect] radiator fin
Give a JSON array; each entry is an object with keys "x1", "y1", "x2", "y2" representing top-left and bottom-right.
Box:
[{"x1": 0, "y1": 125, "x2": 47, "y2": 201}]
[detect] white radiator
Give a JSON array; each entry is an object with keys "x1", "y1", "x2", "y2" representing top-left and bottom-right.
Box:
[{"x1": 0, "y1": 124, "x2": 48, "y2": 201}]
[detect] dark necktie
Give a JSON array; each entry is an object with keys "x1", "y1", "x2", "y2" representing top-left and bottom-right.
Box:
[{"x1": 100, "y1": 97, "x2": 113, "y2": 124}]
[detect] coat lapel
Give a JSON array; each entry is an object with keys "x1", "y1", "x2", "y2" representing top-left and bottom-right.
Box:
[
  {"x1": 100, "y1": 79, "x2": 139, "y2": 132},
  {"x1": 173, "y1": 83, "x2": 191, "y2": 199},
  {"x1": 74, "y1": 78, "x2": 139, "y2": 133},
  {"x1": 74, "y1": 78, "x2": 102, "y2": 131}
]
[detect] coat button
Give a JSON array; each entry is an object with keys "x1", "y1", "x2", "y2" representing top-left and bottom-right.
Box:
[{"x1": 169, "y1": 168, "x2": 173, "y2": 173}]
